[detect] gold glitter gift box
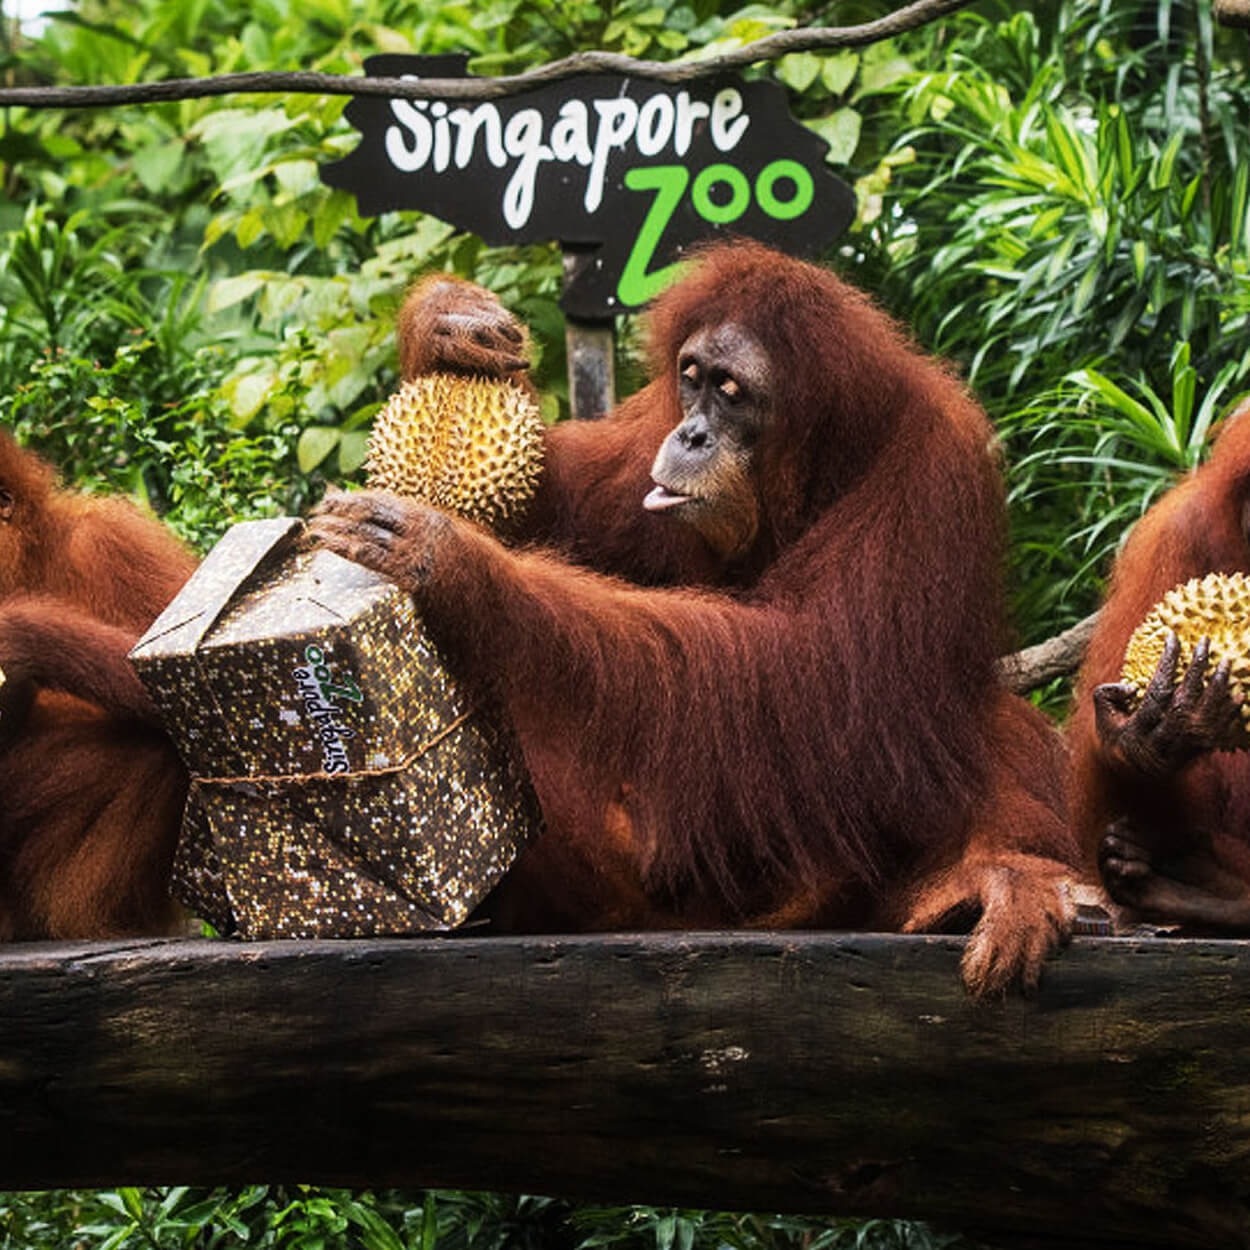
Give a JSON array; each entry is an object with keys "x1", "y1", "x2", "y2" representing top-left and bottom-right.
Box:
[{"x1": 129, "y1": 516, "x2": 539, "y2": 939}]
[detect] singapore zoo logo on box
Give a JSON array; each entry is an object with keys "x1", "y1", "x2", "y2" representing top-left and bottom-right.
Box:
[{"x1": 322, "y1": 55, "x2": 856, "y2": 318}]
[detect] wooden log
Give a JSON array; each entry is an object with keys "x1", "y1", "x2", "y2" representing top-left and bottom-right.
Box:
[
  {"x1": 998, "y1": 611, "x2": 1098, "y2": 694},
  {"x1": 0, "y1": 932, "x2": 1246, "y2": 1249}
]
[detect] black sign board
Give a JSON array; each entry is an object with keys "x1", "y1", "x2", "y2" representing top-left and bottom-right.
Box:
[{"x1": 322, "y1": 56, "x2": 856, "y2": 318}]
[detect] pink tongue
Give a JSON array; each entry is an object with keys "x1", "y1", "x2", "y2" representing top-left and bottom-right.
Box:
[{"x1": 644, "y1": 484, "x2": 691, "y2": 512}]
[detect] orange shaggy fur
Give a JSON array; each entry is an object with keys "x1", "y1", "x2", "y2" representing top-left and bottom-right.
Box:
[
  {"x1": 0, "y1": 431, "x2": 195, "y2": 938},
  {"x1": 1069, "y1": 404, "x2": 1250, "y2": 895}
]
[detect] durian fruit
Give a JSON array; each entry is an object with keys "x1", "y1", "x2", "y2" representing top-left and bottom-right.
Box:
[
  {"x1": 1121, "y1": 571, "x2": 1250, "y2": 743},
  {"x1": 366, "y1": 373, "x2": 545, "y2": 527}
]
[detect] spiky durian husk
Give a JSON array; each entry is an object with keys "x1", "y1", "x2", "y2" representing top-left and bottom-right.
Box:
[
  {"x1": 366, "y1": 373, "x2": 545, "y2": 527},
  {"x1": 1121, "y1": 571, "x2": 1250, "y2": 742}
]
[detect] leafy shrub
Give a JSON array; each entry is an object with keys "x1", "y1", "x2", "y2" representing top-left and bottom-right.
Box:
[{"x1": 0, "y1": 1187, "x2": 987, "y2": 1250}]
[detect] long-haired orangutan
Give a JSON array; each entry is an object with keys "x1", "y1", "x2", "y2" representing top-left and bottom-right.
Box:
[
  {"x1": 0, "y1": 431, "x2": 195, "y2": 938},
  {"x1": 1070, "y1": 404, "x2": 1250, "y2": 931},
  {"x1": 313, "y1": 241, "x2": 1079, "y2": 995}
]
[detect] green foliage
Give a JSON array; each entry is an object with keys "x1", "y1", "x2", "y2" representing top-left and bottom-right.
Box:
[
  {"x1": 0, "y1": 1187, "x2": 420, "y2": 1250},
  {"x1": 3, "y1": 336, "x2": 304, "y2": 549},
  {"x1": 0, "y1": 203, "x2": 303, "y2": 549},
  {"x1": 0, "y1": 1188, "x2": 985, "y2": 1250},
  {"x1": 879, "y1": 3, "x2": 1250, "y2": 400},
  {"x1": 571, "y1": 1206, "x2": 977, "y2": 1250}
]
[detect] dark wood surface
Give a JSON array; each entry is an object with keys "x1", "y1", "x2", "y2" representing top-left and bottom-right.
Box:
[{"x1": 0, "y1": 931, "x2": 1247, "y2": 1249}]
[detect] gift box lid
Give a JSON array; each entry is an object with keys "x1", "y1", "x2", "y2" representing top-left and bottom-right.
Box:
[
  {"x1": 132, "y1": 517, "x2": 393, "y2": 658},
  {"x1": 133, "y1": 517, "x2": 299, "y2": 659},
  {"x1": 130, "y1": 517, "x2": 465, "y2": 780}
]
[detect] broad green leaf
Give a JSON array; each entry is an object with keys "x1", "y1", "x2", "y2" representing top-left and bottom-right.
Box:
[
  {"x1": 805, "y1": 108, "x2": 861, "y2": 165},
  {"x1": 256, "y1": 275, "x2": 307, "y2": 322},
  {"x1": 132, "y1": 140, "x2": 186, "y2": 194},
  {"x1": 273, "y1": 158, "x2": 320, "y2": 196},
  {"x1": 856, "y1": 52, "x2": 912, "y2": 97},
  {"x1": 298, "y1": 426, "x2": 341, "y2": 474},
  {"x1": 201, "y1": 213, "x2": 232, "y2": 249},
  {"x1": 235, "y1": 208, "x2": 266, "y2": 249},
  {"x1": 191, "y1": 107, "x2": 300, "y2": 182},
  {"x1": 223, "y1": 364, "x2": 278, "y2": 423},
  {"x1": 206, "y1": 272, "x2": 266, "y2": 313},
  {"x1": 338, "y1": 430, "x2": 371, "y2": 476},
  {"x1": 777, "y1": 52, "x2": 821, "y2": 94},
  {"x1": 313, "y1": 192, "x2": 354, "y2": 251},
  {"x1": 266, "y1": 202, "x2": 310, "y2": 250},
  {"x1": 822, "y1": 50, "x2": 859, "y2": 96}
]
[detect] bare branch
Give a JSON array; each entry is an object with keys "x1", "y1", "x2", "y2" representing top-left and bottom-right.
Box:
[
  {"x1": 998, "y1": 612, "x2": 1099, "y2": 695},
  {"x1": 0, "y1": 0, "x2": 972, "y2": 109}
]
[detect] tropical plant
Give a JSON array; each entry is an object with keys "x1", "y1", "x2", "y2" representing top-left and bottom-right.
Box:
[{"x1": 0, "y1": 1187, "x2": 989, "y2": 1250}]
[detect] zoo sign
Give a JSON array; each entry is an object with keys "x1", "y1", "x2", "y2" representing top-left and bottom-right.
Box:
[{"x1": 322, "y1": 55, "x2": 856, "y2": 318}]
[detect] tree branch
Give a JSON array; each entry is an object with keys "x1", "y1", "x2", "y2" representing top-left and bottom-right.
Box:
[
  {"x1": 0, "y1": 0, "x2": 972, "y2": 108},
  {"x1": 998, "y1": 612, "x2": 1099, "y2": 695}
]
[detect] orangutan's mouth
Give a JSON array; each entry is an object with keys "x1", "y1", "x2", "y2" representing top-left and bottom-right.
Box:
[{"x1": 643, "y1": 483, "x2": 695, "y2": 512}]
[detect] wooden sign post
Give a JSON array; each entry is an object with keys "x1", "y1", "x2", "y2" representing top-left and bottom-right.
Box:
[{"x1": 562, "y1": 248, "x2": 616, "y2": 418}]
